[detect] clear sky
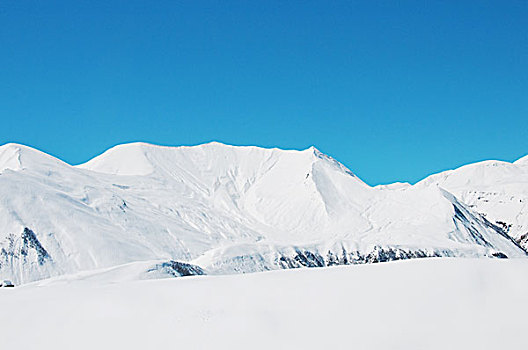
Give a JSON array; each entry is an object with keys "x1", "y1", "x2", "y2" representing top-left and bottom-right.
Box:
[{"x1": 1, "y1": 1, "x2": 527, "y2": 185}]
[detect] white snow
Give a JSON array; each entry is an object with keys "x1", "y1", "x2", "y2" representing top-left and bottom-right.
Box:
[
  {"x1": 417, "y1": 155, "x2": 528, "y2": 245},
  {"x1": 0, "y1": 142, "x2": 526, "y2": 284},
  {"x1": 1, "y1": 142, "x2": 527, "y2": 349},
  {"x1": 1, "y1": 258, "x2": 527, "y2": 350}
]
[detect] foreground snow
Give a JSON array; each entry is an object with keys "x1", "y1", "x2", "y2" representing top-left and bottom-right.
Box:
[{"x1": 1, "y1": 259, "x2": 527, "y2": 350}]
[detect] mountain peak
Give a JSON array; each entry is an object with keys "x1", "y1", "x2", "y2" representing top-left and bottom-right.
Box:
[
  {"x1": 0, "y1": 142, "x2": 38, "y2": 153},
  {"x1": 0, "y1": 143, "x2": 68, "y2": 173},
  {"x1": 77, "y1": 142, "x2": 155, "y2": 176}
]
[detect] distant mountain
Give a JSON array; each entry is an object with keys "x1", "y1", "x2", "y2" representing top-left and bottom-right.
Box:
[
  {"x1": 417, "y1": 155, "x2": 528, "y2": 249},
  {"x1": 0, "y1": 142, "x2": 526, "y2": 284}
]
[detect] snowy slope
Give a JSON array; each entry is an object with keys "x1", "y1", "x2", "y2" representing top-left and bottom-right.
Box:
[
  {"x1": 417, "y1": 155, "x2": 528, "y2": 249},
  {"x1": 1, "y1": 259, "x2": 527, "y2": 350},
  {"x1": 0, "y1": 142, "x2": 526, "y2": 284}
]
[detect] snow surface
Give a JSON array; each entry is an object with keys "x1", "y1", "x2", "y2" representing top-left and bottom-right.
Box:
[
  {"x1": 0, "y1": 142, "x2": 526, "y2": 284},
  {"x1": 1, "y1": 258, "x2": 527, "y2": 350}
]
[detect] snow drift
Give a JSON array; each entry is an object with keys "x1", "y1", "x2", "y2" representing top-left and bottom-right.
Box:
[{"x1": 2, "y1": 259, "x2": 528, "y2": 350}]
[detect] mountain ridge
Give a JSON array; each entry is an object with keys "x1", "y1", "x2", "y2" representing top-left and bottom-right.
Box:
[{"x1": 0, "y1": 141, "x2": 526, "y2": 284}]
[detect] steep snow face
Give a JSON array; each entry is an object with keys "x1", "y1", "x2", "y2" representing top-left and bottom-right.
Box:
[
  {"x1": 79, "y1": 142, "x2": 373, "y2": 242},
  {"x1": 0, "y1": 144, "x2": 23, "y2": 172},
  {"x1": 417, "y1": 156, "x2": 528, "y2": 248},
  {"x1": 0, "y1": 142, "x2": 525, "y2": 284}
]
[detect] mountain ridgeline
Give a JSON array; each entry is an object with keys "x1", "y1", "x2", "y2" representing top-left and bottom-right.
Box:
[{"x1": 0, "y1": 142, "x2": 527, "y2": 284}]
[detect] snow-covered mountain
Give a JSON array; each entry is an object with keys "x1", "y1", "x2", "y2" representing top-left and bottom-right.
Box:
[
  {"x1": 417, "y1": 155, "x2": 528, "y2": 249},
  {"x1": 0, "y1": 142, "x2": 526, "y2": 284}
]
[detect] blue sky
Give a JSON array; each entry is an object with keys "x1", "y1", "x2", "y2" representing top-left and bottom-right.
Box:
[{"x1": 1, "y1": 1, "x2": 527, "y2": 185}]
